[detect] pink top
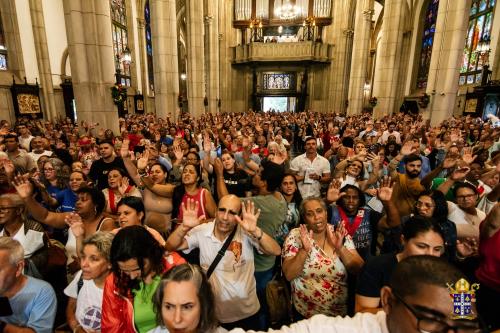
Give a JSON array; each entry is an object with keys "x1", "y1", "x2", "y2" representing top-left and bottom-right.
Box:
[
  {"x1": 476, "y1": 222, "x2": 500, "y2": 291},
  {"x1": 177, "y1": 188, "x2": 207, "y2": 221}
]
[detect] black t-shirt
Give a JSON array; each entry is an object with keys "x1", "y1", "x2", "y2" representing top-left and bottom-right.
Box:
[
  {"x1": 88, "y1": 157, "x2": 129, "y2": 191},
  {"x1": 215, "y1": 169, "x2": 251, "y2": 201},
  {"x1": 356, "y1": 253, "x2": 398, "y2": 297}
]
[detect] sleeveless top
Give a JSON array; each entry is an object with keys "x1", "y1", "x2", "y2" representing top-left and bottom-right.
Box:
[{"x1": 177, "y1": 188, "x2": 207, "y2": 221}]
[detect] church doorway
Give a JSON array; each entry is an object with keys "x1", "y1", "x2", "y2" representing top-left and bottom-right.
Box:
[{"x1": 262, "y1": 96, "x2": 296, "y2": 112}]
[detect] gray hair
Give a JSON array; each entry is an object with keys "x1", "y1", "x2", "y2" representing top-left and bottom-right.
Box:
[
  {"x1": 299, "y1": 197, "x2": 328, "y2": 219},
  {"x1": 82, "y1": 232, "x2": 114, "y2": 262},
  {"x1": 0, "y1": 193, "x2": 24, "y2": 207},
  {"x1": 0, "y1": 237, "x2": 24, "y2": 265}
]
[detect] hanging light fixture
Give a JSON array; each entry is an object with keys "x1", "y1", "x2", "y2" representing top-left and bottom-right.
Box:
[{"x1": 275, "y1": 0, "x2": 301, "y2": 20}]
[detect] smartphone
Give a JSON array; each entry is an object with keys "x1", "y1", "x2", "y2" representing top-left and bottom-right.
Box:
[
  {"x1": 0, "y1": 296, "x2": 13, "y2": 316},
  {"x1": 216, "y1": 145, "x2": 222, "y2": 158}
]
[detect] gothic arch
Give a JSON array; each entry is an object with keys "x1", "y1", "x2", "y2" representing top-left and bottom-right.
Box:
[{"x1": 60, "y1": 47, "x2": 70, "y2": 78}]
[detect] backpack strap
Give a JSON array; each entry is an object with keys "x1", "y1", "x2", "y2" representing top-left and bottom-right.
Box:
[{"x1": 206, "y1": 226, "x2": 237, "y2": 279}]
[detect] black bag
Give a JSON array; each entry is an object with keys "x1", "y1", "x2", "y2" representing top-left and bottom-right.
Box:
[{"x1": 206, "y1": 227, "x2": 237, "y2": 279}]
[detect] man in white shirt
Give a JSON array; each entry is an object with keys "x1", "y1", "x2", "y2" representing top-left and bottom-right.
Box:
[
  {"x1": 27, "y1": 136, "x2": 53, "y2": 164},
  {"x1": 290, "y1": 137, "x2": 331, "y2": 198},
  {"x1": 226, "y1": 255, "x2": 481, "y2": 333},
  {"x1": 165, "y1": 195, "x2": 281, "y2": 331},
  {"x1": 17, "y1": 124, "x2": 33, "y2": 152},
  {"x1": 378, "y1": 122, "x2": 402, "y2": 144}
]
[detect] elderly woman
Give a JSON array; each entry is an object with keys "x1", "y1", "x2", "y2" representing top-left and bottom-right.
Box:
[
  {"x1": 0, "y1": 193, "x2": 47, "y2": 278},
  {"x1": 282, "y1": 197, "x2": 364, "y2": 319}
]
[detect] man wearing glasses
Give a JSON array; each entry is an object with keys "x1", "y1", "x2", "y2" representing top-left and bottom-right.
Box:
[
  {"x1": 226, "y1": 255, "x2": 483, "y2": 333},
  {"x1": 446, "y1": 182, "x2": 485, "y2": 239}
]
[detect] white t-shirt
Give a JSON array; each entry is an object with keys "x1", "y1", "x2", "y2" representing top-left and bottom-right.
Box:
[
  {"x1": 184, "y1": 221, "x2": 260, "y2": 323},
  {"x1": 28, "y1": 150, "x2": 53, "y2": 163},
  {"x1": 0, "y1": 224, "x2": 44, "y2": 258},
  {"x1": 290, "y1": 153, "x2": 330, "y2": 198},
  {"x1": 447, "y1": 201, "x2": 486, "y2": 238},
  {"x1": 64, "y1": 270, "x2": 104, "y2": 332},
  {"x1": 225, "y1": 311, "x2": 389, "y2": 333}
]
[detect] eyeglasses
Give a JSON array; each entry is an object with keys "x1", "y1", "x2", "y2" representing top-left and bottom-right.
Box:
[
  {"x1": 456, "y1": 194, "x2": 476, "y2": 201},
  {"x1": 392, "y1": 292, "x2": 482, "y2": 333},
  {"x1": 0, "y1": 206, "x2": 19, "y2": 212},
  {"x1": 416, "y1": 201, "x2": 435, "y2": 209}
]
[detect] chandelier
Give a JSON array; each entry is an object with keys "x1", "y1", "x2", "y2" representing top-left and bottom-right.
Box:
[{"x1": 275, "y1": 0, "x2": 301, "y2": 20}]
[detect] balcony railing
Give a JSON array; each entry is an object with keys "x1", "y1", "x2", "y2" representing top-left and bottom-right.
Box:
[{"x1": 232, "y1": 41, "x2": 333, "y2": 64}]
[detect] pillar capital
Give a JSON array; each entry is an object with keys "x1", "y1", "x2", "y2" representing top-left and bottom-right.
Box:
[
  {"x1": 362, "y1": 9, "x2": 374, "y2": 21},
  {"x1": 204, "y1": 15, "x2": 213, "y2": 25},
  {"x1": 343, "y1": 29, "x2": 354, "y2": 38}
]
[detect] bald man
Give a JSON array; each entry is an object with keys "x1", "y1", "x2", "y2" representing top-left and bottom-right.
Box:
[{"x1": 166, "y1": 195, "x2": 280, "y2": 330}]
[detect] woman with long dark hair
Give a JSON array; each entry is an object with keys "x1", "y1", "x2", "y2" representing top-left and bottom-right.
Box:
[{"x1": 101, "y1": 226, "x2": 184, "y2": 333}]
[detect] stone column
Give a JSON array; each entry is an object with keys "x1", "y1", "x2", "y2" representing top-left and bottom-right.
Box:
[
  {"x1": 186, "y1": 0, "x2": 205, "y2": 117},
  {"x1": 426, "y1": 0, "x2": 471, "y2": 125},
  {"x1": 372, "y1": 0, "x2": 405, "y2": 118},
  {"x1": 62, "y1": 0, "x2": 118, "y2": 132},
  {"x1": 347, "y1": 0, "x2": 374, "y2": 115},
  {"x1": 204, "y1": 0, "x2": 220, "y2": 114},
  {"x1": 324, "y1": 0, "x2": 356, "y2": 114},
  {"x1": 29, "y1": 0, "x2": 58, "y2": 120},
  {"x1": 150, "y1": 0, "x2": 179, "y2": 119}
]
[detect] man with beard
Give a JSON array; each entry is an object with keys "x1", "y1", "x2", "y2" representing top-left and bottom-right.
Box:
[
  {"x1": 88, "y1": 140, "x2": 129, "y2": 191},
  {"x1": 388, "y1": 144, "x2": 424, "y2": 218}
]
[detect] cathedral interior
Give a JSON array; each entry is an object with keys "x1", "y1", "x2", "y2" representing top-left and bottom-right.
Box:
[{"x1": 0, "y1": 0, "x2": 498, "y2": 131}]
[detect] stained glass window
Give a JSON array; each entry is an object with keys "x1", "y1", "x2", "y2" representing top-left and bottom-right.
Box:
[
  {"x1": 416, "y1": 0, "x2": 439, "y2": 89},
  {"x1": 110, "y1": 0, "x2": 131, "y2": 86},
  {"x1": 0, "y1": 14, "x2": 7, "y2": 70},
  {"x1": 459, "y1": 0, "x2": 496, "y2": 85},
  {"x1": 145, "y1": 0, "x2": 154, "y2": 93},
  {"x1": 263, "y1": 73, "x2": 295, "y2": 90}
]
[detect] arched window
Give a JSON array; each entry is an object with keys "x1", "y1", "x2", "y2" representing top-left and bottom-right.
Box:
[
  {"x1": 459, "y1": 0, "x2": 496, "y2": 85},
  {"x1": 110, "y1": 0, "x2": 131, "y2": 86},
  {"x1": 416, "y1": 0, "x2": 439, "y2": 90},
  {"x1": 0, "y1": 14, "x2": 7, "y2": 70},
  {"x1": 145, "y1": 0, "x2": 154, "y2": 93}
]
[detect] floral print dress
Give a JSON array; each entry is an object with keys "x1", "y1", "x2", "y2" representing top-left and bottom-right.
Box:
[{"x1": 282, "y1": 226, "x2": 355, "y2": 318}]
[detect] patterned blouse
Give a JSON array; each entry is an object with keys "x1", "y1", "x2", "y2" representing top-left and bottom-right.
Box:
[{"x1": 283, "y1": 226, "x2": 355, "y2": 318}]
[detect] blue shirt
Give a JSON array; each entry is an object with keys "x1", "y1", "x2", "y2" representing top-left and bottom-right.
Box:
[
  {"x1": 56, "y1": 188, "x2": 78, "y2": 212},
  {"x1": 0, "y1": 276, "x2": 57, "y2": 333}
]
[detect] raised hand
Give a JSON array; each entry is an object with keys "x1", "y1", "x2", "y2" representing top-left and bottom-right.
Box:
[
  {"x1": 12, "y1": 175, "x2": 34, "y2": 199},
  {"x1": 65, "y1": 212, "x2": 85, "y2": 238},
  {"x1": 213, "y1": 157, "x2": 224, "y2": 176},
  {"x1": 118, "y1": 177, "x2": 130, "y2": 195},
  {"x1": 327, "y1": 179, "x2": 345, "y2": 203},
  {"x1": 3, "y1": 159, "x2": 15, "y2": 177},
  {"x1": 461, "y1": 147, "x2": 477, "y2": 165},
  {"x1": 173, "y1": 144, "x2": 184, "y2": 161},
  {"x1": 450, "y1": 166, "x2": 470, "y2": 181},
  {"x1": 326, "y1": 222, "x2": 347, "y2": 251},
  {"x1": 377, "y1": 176, "x2": 394, "y2": 202},
  {"x1": 137, "y1": 149, "x2": 149, "y2": 171},
  {"x1": 401, "y1": 141, "x2": 417, "y2": 156},
  {"x1": 120, "y1": 139, "x2": 130, "y2": 158},
  {"x1": 456, "y1": 237, "x2": 478, "y2": 258},
  {"x1": 235, "y1": 200, "x2": 261, "y2": 234},
  {"x1": 203, "y1": 132, "x2": 212, "y2": 153},
  {"x1": 181, "y1": 198, "x2": 205, "y2": 229},
  {"x1": 299, "y1": 224, "x2": 313, "y2": 253}
]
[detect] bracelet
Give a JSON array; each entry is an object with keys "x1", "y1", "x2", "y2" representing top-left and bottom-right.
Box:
[{"x1": 255, "y1": 228, "x2": 264, "y2": 241}]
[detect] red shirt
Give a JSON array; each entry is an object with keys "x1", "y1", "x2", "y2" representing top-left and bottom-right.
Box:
[
  {"x1": 476, "y1": 222, "x2": 500, "y2": 291},
  {"x1": 127, "y1": 133, "x2": 142, "y2": 150}
]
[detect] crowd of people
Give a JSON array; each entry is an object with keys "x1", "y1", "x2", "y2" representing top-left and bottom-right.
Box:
[{"x1": 0, "y1": 109, "x2": 499, "y2": 333}]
